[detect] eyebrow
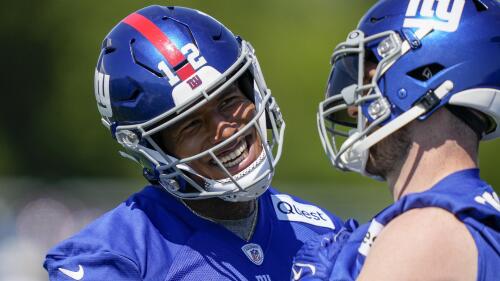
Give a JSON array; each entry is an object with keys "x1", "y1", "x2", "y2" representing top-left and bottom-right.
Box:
[
  {"x1": 216, "y1": 83, "x2": 238, "y2": 99},
  {"x1": 169, "y1": 83, "x2": 241, "y2": 133}
]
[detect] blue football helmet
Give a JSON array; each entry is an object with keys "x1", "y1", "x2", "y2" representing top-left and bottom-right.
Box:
[
  {"x1": 93, "y1": 6, "x2": 285, "y2": 201},
  {"x1": 318, "y1": 0, "x2": 500, "y2": 176}
]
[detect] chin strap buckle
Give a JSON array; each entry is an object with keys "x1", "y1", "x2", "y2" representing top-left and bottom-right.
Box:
[{"x1": 416, "y1": 89, "x2": 440, "y2": 111}]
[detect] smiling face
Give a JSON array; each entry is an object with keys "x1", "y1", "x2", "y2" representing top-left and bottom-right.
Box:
[{"x1": 159, "y1": 83, "x2": 263, "y2": 181}]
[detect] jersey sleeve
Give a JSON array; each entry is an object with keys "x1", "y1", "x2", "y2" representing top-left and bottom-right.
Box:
[{"x1": 44, "y1": 251, "x2": 142, "y2": 281}]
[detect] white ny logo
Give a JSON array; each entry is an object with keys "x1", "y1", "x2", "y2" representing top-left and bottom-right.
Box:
[
  {"x1": 94, "y1": 69, "x2": 113, "y2": 118},
  {"x1": 403, "y1": 0, "x2": 465, "y2": 32}
]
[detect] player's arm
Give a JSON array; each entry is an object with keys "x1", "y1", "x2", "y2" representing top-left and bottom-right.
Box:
[
  {"x1": 357, "y1": 207, "x2": 477, "y2": 281},
  {"x1": 291, "y1": 219, "x2": 358, "y2": 281},
  {"x1": 44, "y1": 252, "x2": 142, "y2": 281}
]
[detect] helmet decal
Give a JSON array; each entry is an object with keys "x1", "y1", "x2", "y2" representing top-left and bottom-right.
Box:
[
  {"x1": 122, "y1": 13, "x2": 196, "y2": 83},
  {"x1": 94, "y1": 69, "x2": 112, "y2": 118},
  {"x1": 403, "y1": 0, "x2": 466, "y2": 32},
  {"x1": 123, "y1": 13, "x2": 212, "y2": 106}
]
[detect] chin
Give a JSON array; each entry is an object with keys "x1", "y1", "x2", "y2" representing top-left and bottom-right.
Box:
[
  {"x1": 366, "y1": 129, "x2": 412, "y2": 180},
  {"x1": 365, "y1": 155, "x2": 388, "y2": 180}
]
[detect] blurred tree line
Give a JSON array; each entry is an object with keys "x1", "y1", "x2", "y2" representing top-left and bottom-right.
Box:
[{"x1": 1, "y1": 0, "x2": 499, "y2": 193}]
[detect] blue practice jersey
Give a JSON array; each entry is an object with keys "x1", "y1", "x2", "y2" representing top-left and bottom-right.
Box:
[
  {"x1": 329, "y1": 169, "x2": 500, "y2": 281},
  {"x1": 44, "y1": 186, "x2": 343, "y2": 281}
]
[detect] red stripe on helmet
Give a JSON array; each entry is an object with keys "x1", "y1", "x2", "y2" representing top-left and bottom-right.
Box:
[
  {"x1": 176, "y1": 63, "x2": 196, "y2": 80},
  {"x1": 123, "y1": 13, "x2": 187, "y2": 72}
]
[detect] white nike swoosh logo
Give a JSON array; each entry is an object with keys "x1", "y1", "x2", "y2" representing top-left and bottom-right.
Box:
[
  {"x1": 292, "y1": 267, "x2": 303, "y2": 280},
  {"x1": 292, "y1": 263, "x2": 316, "y2": 280},
  {"x1": 58, "y1": 265, "x2": 84, "y2": 280}
]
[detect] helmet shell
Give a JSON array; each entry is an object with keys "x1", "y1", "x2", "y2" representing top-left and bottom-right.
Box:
[
  {"x1": 356, "y1": 0, "x2": 500, "y2": 123},
  {"x1": 95, "y1": 5, "x2": 241, "y2": 125}
]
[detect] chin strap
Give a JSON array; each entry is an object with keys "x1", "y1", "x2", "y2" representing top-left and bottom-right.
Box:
[{"x1": 353, "y1": 80, "x2": 454, "y2": 155}]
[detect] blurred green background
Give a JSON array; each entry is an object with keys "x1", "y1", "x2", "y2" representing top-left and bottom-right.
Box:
[{"x1": 1, "y1": 1, "x2": 499, "y2": 280}]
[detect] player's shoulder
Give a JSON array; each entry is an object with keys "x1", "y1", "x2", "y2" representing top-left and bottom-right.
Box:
[
  {"x1": 50, "y1": 185, "x2": 192, "y2": 250},
  {"x1": 43, "y1": 199, "x2": 143, "y2": 280},
  {"x1": 265, "y1": 187, "x2": 344, "y2": 232},
  {"x1": 378, "y1": 207, "x2": 477, "y2": 252},
  {"x1": 359, "y1": 207, "x2": 477, "y2": 281},
  {"x1": 44, "y1": 246, "x2": 142, "y2": 281},
  {"x1": 44, "y1": 186, "x2": 191, "y2": 280}
]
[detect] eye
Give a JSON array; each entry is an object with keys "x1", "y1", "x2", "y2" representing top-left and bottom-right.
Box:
[
  {"x1": 219, "y1": 94, "x2": 242, "y2": 111},
  {"x1": 178, "y1": 119, "x2": 202, "y2": 139}
]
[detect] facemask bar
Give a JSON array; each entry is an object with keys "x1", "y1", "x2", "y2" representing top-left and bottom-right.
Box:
[
  {"x1": 318, "y1": 27, "x2": 435, "y2": 175},
  {"x1": 113, "y1": 41, "x2": 286, "y2": 201}
]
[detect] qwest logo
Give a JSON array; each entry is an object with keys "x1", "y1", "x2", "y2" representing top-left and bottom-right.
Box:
[
  {"x1": 358, "y1": 219, "x2": 384, "y2": 256},
  {"x1": 403, "y1": 0, "x2": 465, "y2": 32},
  {"x1": 271, "y1": 195, "x2": 335, "y2": 229}
]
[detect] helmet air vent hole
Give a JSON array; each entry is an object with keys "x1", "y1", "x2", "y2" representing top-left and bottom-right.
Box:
[
  {"x1": 128, "y1": 88, "x2": 142, "y2": 102},
  {"x1": 472, "y1": 0, "x2": 489, "y2": 12},
  {"x1": 407, "y1": 63, "x2": 445, "y2": 81},
  {"x1": 102, "y1": 38, "x2": 116, "y2": 54},
  {"x1": 116, "y1": 87, "x2": 143, "y2": 103},
  {"x1": 212, "y1": 26, "x2": 223, "y2": 41},
  {"x1": 129, "y1": 38, "x2": 163, "y2": 77},
  {"x1": 370, "y1": 16, "x2": 386, "y2": 23},
  {"x1": 104, "y1": 47, "x2": 116, "y2": 54}
]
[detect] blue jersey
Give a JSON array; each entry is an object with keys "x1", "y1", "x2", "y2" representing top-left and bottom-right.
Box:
[
  {"x1": 44, "y1": 186, "x2": 343, "y2": 281},
  {"x1": 330, "y1": 169, "x2": 500, "y2": 281}
]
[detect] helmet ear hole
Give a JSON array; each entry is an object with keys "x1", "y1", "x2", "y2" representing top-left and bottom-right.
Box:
[{"x1": 407, "y1": 63, "x2": 445, "y2": 82}]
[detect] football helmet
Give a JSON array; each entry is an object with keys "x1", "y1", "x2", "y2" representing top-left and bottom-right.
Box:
[
  {"x1": 94, "y1": 6, "x2": 285, "y2": 201},
  {"x1": 318, "y1": 0, "x2": 500, "y2": 176}
]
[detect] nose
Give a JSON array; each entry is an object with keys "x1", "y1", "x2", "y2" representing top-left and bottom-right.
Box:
[
  {"x1": 210, "y1": 112, "x2": 238, "y2": 145},
  {"x1": 364, "y1": 61, "x2": 377, "y2": 84},
  {"x1": 347, "y1": 106, "x2": 358, "y2": 118}
]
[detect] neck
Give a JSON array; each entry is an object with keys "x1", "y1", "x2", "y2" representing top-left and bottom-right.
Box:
[
  {"x1": 182, "y1": 197, "x2": 256, "y2": 220},
  {"x1": 388, "y1": 139, "x2": 477, "y2": 201},
  {"x1": 387, "y1": 109, "x2": 479, "y2": 201}
]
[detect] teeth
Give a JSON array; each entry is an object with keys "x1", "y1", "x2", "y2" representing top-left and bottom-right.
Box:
[
  {"x1": 224, "y1": 150, "x2": 249, "y2": 168},
  {"x1": 218, "y1": 141, "x2": 248, "y2": 168}
]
